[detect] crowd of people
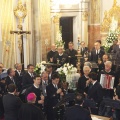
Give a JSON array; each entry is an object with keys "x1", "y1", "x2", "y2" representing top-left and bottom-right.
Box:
[{"x1": 0, "y1": 39, "x2": 120, "y2": 120}]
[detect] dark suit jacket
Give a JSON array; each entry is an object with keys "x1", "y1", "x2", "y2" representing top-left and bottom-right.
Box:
[
  {"x1": 46, "y1": 84, "x2": 60, "y2": 108},
  {"x1": 113, "y1": 45, "x2": 120, "y2": 53},
  {"x1": 5, "y1": 76, "x2": 17, "y2": 87},
  {"x1": 87, "y1": 81, "x2": 103, "y2": 104},
  {"x1": 81, "y1": 47, "x2": 88, "y2": 57},
  {"x1": 22, "y1": 72, "x2": 35, "y2": 87},
  {"x1": 47, "y1": 50, "x2": 58, "y2": 62},
  {"x1": 115, "y1": 49, "x2": 120, "y2": 64},
  {"x1": 77, "y1": 75, "x2": 89, "y2": 94},
  {"x1": 15, "y1": 70, "x2": 26, "y2": 91},
  {"x1": 18, "y1": 103, "x2": 44, "y2": 120},
  {"x1": 3, "y1": 93, "x2": 22, "y2": 120},
  {"x1": 90, "y1": 49, "x2": 105, "y2": 62},
  {"x1": 64, "y1": 49, "x2": 77, "y2": 66},
  {"x1": 64, "y1": 105, "x2": 92, "y2": 120},
  {"x1": 98, "y1": 62, "x2": 105, "y2": 72}
]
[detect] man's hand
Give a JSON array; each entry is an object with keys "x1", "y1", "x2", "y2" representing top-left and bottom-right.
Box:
[
  {"x1": 84, "y1": 92, "x2": 87, "y2": 97},
  {"x1": 57, "y1": 88, "x2": 62, "y2": 94},
  {"x1": 50, "y1": 58, "x2": 53, "y2": 62},
  {"x1": 41, "y1": 95, "x2": 45, "y2": 100},
  {"x1": 86, "y1": 79, "x2": 90, "y2": 86},
  {"x1": 60, "y1": 92, "x2": 64, "y2": 96},
  {"x1": 0, "y1": 80, "x2": 5, "y2": 83},
  {"x1": 15, "y1": 92, "x2": 20, "y2": 96},
  {"x1": 38, "y1": 100, "x2": 44, "y2": 104}
]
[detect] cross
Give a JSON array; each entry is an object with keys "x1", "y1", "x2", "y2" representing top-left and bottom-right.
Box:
[{"x1": 10, "y1": 28, "x2": 31, "y2": 66}]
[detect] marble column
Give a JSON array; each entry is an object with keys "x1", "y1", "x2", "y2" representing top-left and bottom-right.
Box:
[
  {"x1": 0, "y1": 24, "x2": 2, "y2": 62},
  {"x1": 88, "y1": 0, "x2": 101, "y2": 50}
]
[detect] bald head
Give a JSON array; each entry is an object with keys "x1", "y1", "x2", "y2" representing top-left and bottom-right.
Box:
[{"x1": 51, "y1": 44, "x2": 56, "y2": 51}]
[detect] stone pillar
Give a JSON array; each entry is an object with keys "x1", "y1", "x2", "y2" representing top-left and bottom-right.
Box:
[
  {"x1": 53, "y1": 14, "x2": 60, "y2": 43},
  {"x1": 82, "y1": 11, "x2": 89, "y2": 45},
  {"x1": 88, "y1": 0, "x2": 101, "y2": 50},
  {"x1": 0, "y1": 24, "x2": 2, "y2": 62},
  {"x1": 39, "y1": 0, "x2": 51, "y2": 61}
]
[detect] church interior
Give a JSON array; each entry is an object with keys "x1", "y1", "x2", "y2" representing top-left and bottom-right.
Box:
[{"x1": 0, "y1": 0, "x2": 120, "y2": 120}]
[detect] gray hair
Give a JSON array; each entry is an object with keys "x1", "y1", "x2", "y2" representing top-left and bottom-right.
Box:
[
  {"x1": 104, "y1": 61, "x2": 112, "y2": 67},
  {"x1": 84, "y1": 62, "x2": 92, "y2": 69},
  {"x1": 14, "y1": 63, "x2": 22, "y2": 69},
  {"x1": 41, "y1": 71, "x2": 48, "y2": 77},
  {"x1": 83, "y1": 66, "x2": 91, "y2": 71}
]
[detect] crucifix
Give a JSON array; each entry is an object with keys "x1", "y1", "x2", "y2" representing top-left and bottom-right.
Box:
[{"x1": 10, "y1": 0, "x2": 31, "y2": 67}]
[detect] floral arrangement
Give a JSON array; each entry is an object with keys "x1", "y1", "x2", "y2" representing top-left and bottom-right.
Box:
[
  {"x1": 34, "y1": 61, "x2": 46, "y2": 75},
  {"x1": 55, "y1": 27, "x2": 65, "y2": 48},
  {"x1": 56, "y1": 63, "x2": 77, "y2": 82},
  {"x1": 103, "y1": 30, "x2": 119, "y2": 52}
]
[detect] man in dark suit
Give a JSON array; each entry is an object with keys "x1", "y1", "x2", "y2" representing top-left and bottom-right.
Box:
[
  {"x1": 26, "y1": 75, "x2": 44, "y2": 108},
  {"x1": 41, "y1": 71, "x2": 49, "y2": 97},
  {"x1": 3, "y1": 84, "x2": 22, "y2": 120},
  {"x1": 92, "y1": 40, "x2": 104, "y2": 51},
  {"x1": 47, "y1": 44, "x2": 58, "y2": 62},
  {"x1": 46, "y1": 65, "x2": 54, "y2": 84},
  {"x1": 108, "y1": 40, "x2": 118, "y2": 53},
  {"x1": 113, "y1": 39, "x2": 120, "y2": 53},
  {"x1": 77, "y1": 66, "x2": 91, "y2": 94},
  {"x1": 64, "y1": 93, "x2": 92, "y2": 120},
  {"x1": 80, "y1": 41, "x2": 88, "y2": 57},
  {"x1": 22, "y1": 64, "x2": 36, "y2": 87},
  {"x1": 98, "y1": 54, "x2": 109, "y2": 71},
  {"x1": 5, "y1": 68, "x2": 18, "y2": 88},
  {"x1": 87, "y1": 72, "x2": 103, "y2": 104},
  {"x1": 53, "y1": 47, "x2": 68, "y2": 67},
  {"x1": 99, "y1": 61, "x2": 116, "y2": 99},
  {"x1": 64, "y1": 42, "x2": 77, "y2": 67},
  {"x1": 46, "y1": 73, "x2": 63, "y2": 120},
  {"x1": 90, "y1": 42, "x2": 105, "y2": 63},
  {"x1": 14, "y1": 63, "x2": 26, "y2": 91}
]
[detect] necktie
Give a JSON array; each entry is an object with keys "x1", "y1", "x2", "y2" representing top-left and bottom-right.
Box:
[
  {"x1": 55, "y1": 85, "x2": 57, "y2": 89},
  {"x1": 31, "y1": 73, "x2": 33, "y2": 78},
  {"x1": 11, "y1": 78, "x2": 15, "y2": 84}
]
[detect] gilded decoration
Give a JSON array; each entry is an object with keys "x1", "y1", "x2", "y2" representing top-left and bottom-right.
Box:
[
  {"x1": 53, "y1": 13, "x2": 60, "y2": 23},
  {"x1": 82, "y1": 11, "x2": 88, "y2": 21},
  {"x1": 90, "y1": 0, "x2": 100, "y2": 24},
  {"x1": 11, "y1": 0, "x2": 31, "y2": 55},
  {"x1": 40, "y1": 0, "x2": 51, "y2": 60},
  {"x1": 14, "y1": 0, "x2": 27, "y2": 26},
  {"x1": 101, "y1": 0, "x2": 120, "y2": 32}
]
